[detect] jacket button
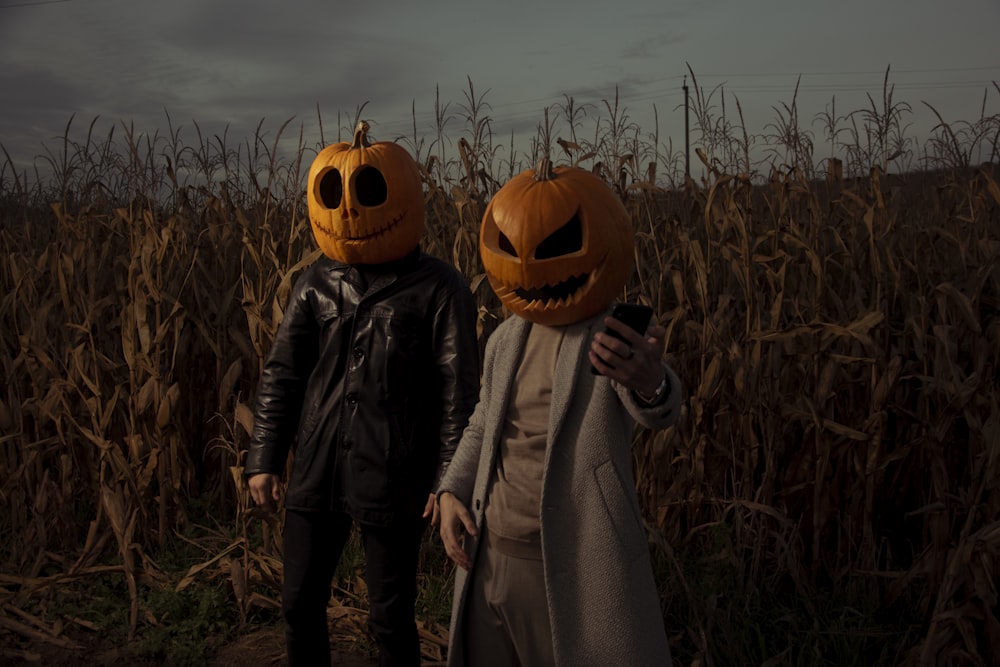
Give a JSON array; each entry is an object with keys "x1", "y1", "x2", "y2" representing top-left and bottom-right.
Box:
[{"x1": 346, "y1": 392, "x2": 358, "y2": 405}]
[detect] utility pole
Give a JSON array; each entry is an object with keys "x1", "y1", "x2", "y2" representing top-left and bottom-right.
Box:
[{"x1": 683, "y1": 75, "x2": 690, "y2": 179}]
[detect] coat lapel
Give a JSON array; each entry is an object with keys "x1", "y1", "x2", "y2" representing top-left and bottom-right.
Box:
[
  {"x1": 488, "y1": 316, "x2": 531, "y2": 440},
  {"x1": 548, "y1": 314, "x2": 602, "y2": 445}
]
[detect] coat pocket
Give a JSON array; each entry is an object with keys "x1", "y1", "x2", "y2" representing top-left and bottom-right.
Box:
[{"x1": 594, "y1": 459, "x2": 647, "y2": 563}]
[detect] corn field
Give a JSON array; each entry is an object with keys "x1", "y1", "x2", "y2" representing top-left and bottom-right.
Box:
[{"x1": 1, "y1": 83, "x2": 999, "y2": 665}]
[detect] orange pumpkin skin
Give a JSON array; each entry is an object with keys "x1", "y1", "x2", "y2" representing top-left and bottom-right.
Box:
[
  {"x1": 479, "y1": 158, "x2": 634, "y2": 326},
  {"x1": 307, "y1": 121, "x2": 424, "y2": 264}
]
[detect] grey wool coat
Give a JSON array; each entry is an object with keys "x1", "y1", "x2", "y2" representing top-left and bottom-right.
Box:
[{"x1": 437, "y1": 310, "x2": 682, "y2": 667}]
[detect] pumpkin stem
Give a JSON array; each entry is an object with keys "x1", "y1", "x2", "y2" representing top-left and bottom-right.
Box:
[
  {"x1": 535, "y1": 156, "x2": 556, "y2": 182},
  {"x1": 351, "y1": 121, "x2": 372, "y2": 149}
]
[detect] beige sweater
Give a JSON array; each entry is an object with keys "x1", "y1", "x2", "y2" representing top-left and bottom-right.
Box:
[{"x1": 485, "y1": 323, "x2": 564, "y2": 558}]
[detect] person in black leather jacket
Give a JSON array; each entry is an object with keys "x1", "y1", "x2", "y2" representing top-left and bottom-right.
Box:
[{"x1": 245, "y1": 123, "x2": 480, "y2": 667}]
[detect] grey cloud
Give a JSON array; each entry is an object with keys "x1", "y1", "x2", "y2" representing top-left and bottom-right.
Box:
[{"x1": 622, "y1": 33, "x2": 686, "y2": 60}]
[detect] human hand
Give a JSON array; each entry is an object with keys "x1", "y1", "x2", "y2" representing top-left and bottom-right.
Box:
[
  {"x1": 248, "y1": 473, "x2": 281, "y2": 513},
  {"x1": 423, "y1": 493, "x2": 440, "y2": 526},
  {"x1": 438, "y1": 492, "x2": 478, "y2": 570},
  {"x1": 589, "y1": 315, "x2": 667, "y2": 397}
]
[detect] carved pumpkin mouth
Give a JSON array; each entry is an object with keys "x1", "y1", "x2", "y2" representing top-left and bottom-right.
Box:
[
  {"x1": 493, "y1": 251, "x2": 609, "y2": 313},
  {"x1": 312, "y1": 209, "x2": 409, "y2": 243},
  {"x1": 512, "y1": 272, "x2": 589, "y2": 303}
]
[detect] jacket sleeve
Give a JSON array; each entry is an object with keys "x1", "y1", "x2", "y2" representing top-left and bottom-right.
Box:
[
  {"x1": 616, "y1": 362, "x2": 683, "y2": 432},
  {"x1": 244, "y1": 276, "x2": 320, "y2": 477},
  {"x1": 429, "y1": 274, "x2": 481, "y2": 491},
  {"x1": 437, "y1": 324, "x2": 500, "y2": 504}
]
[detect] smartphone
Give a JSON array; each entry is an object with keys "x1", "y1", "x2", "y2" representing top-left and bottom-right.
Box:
[{"x1": 591, "y1": 302, "x2": 654, "y2": 375}]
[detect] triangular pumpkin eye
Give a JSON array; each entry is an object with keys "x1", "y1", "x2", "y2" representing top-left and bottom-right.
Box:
[
  {"x1": 534, "y1": 215, "x2": 582, "y2": 260},
  {"x1": 318, "y1": 169, "x2": 343, "y2": 208},
  {"x1": 355, "y1": 166, "x2": 388, "y2": 207},
  {"x1": 499, "y1": 231, "x2": 518, "y2": 257}
]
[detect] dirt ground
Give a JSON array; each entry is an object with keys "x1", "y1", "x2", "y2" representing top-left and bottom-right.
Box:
[
  {"x1": 212, "y1": 627, "x2": 378, "y2": 666},
  {"x1": 1, "y1": 625, "x2": 448, "y2": 666},
  {"x1": 1, "y1": 591, "x2": 450, "y2": 666},
  {"x1": 2, "y1": 631, "x2": 374, "y2": 666}
]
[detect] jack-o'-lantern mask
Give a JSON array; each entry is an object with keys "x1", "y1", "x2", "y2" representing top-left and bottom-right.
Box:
[
  {"x1": 480, "y1": 157, "x2": 634, "y2": 326},
  {"x1": 307, "y1": 120, "x2": 424, "y2": 264}
]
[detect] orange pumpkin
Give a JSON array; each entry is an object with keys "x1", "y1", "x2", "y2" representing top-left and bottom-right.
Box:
[
  {"x1": 479, "y1": 157, "x2": 634, "y2": 325},
  {"x1": 307, "y1": 120, "x2": 424, "y2": 264}
]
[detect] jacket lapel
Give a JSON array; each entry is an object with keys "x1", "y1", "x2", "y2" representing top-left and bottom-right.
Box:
[
  {"x1": 499, "y1": 316, "x2": 531, "y2": 389},
  {"x1": 487, "y1": 316, "x2": 531, "y2": 444},
  {"x1": 548, "y1": 314, "x2": 602, "y2": 445}
]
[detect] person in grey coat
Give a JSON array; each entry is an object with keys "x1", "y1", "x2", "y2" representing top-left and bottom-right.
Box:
[{"x1": 437, "y1": 307, "x2": 682, "y2": 666}]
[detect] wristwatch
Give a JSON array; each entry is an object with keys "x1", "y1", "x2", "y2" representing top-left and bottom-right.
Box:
[{"x1": 636, "y1": 373, "x2": 669, "y2": 405}]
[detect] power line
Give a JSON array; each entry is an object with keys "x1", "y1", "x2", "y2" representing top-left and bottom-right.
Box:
[
  {"x1": 0, "y1": 0, "x2": 73, "y2": 7},
  {"x1": 363, "y1": 72, "x2": 999, "y2": 149},
  {"x1": 685, "y1": 66, "x2": 1000, "y2": 79},
  {"x1": 474, "y1": 78, "x2": 997, "y2": 129},
  {"x1": 693, "y1": 81, "x2": 999, "y2": 95}
]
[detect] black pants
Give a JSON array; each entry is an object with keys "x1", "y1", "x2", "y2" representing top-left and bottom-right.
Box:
[{"x1": 282, "y1": 509, "x2": 425, "y2": 667}]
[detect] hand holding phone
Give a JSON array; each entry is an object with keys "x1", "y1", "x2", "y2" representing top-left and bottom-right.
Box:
[{"x1": 590, "y1": 303, "x2": 653, "y2": 375}]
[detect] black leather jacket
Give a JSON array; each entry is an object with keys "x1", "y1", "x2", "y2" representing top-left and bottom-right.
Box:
[{"x1": 245, "y1": 251, "x2": 480, "y2": 525}]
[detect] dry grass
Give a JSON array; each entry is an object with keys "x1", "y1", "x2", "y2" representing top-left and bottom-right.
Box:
[{"x1": 1, "y1": 79, "x2": 998, "y2": 665}]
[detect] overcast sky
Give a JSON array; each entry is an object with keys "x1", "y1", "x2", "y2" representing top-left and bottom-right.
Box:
[{"x1": 1, "y1": 0, "x2": 998, "y2": 178}]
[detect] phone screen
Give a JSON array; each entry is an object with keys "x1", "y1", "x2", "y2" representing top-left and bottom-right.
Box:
[{"x1": 591, "y1": 303, "x2": 653, "y2": 374}]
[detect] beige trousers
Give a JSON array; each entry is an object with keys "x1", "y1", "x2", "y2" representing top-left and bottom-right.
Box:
[{"x1": 464, "y1": 531, "x2": 555, "y2": 666}]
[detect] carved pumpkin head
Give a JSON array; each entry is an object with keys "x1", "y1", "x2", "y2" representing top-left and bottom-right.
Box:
[
  {"x1": 307, "y1": 120, "x2": 424, "y2": 264},
  {"x1": 479, "y1": 157, "x2": 634, "y2": 326}
]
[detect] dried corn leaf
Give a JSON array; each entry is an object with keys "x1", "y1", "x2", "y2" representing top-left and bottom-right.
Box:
[
  {"x1": 136, "y1": 377, "x2": 158, "y2": 414},
  {"x1": 935, "y1": 282, "x2": 982, "y2": 333},
  {"x1": 230, "y1": 557, "x2": 248, "y2": 608},
  {"x1": 155, "y1": 382, "x2": 181, "y2": 429},
  {"x1": 822, "y1": 418, "x2": 870, "y2": 441},
  {"x1": 219, "y1": 358, "x2": 243, "y2": 410},
  {"x1": 235, "y1": 401, "x2": 255, "y2": 436},
  {"x1": 176, "y1": 540, "x2": 243, "y2": 591}
]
